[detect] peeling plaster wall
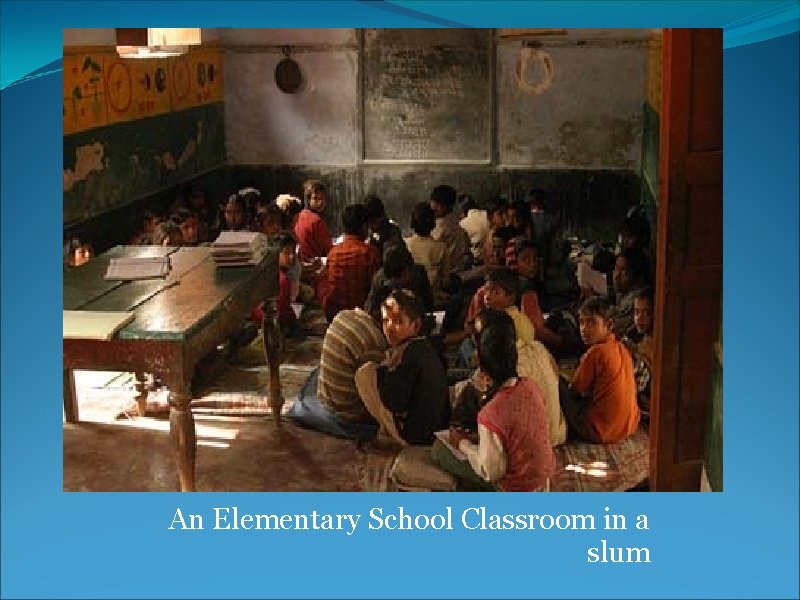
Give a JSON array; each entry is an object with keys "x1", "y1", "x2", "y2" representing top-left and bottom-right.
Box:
[
  {"x1": 62, "y1": 30, "x2": 227, "y2": 242},
  {"x1": 66, "y1": 29, "x2": 650, "y2": 246},
  {"x1": 63, "y1": 103, "x2": 225, "y2": 226}
]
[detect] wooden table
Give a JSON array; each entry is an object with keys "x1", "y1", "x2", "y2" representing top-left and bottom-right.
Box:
[{"x1": 63, "y1": 245, "x2": 282, "y2": 491}]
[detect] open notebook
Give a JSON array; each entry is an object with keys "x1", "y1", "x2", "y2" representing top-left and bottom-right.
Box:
[
  {"x1": 63, "y1": 310, "x2": 135, "y2": 340},
  {"x1": 434, "y1": 430, "x2": 467, "y2": 461}
]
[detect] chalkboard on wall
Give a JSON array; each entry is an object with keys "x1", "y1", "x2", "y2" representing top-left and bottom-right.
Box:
[{"x1": 362, "y1": 29, "x2": 492, "y2": 163}]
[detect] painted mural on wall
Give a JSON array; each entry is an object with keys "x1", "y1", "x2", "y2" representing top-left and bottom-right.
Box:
[
  {"x1": 63, "y1": 45, "x2": 225, "y2": 227},
  {"x1": 63, "y1": 45, "x2": 224, "y2": 133}
]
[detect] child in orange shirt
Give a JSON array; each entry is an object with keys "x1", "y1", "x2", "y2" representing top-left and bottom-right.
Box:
[{"x1": 562, "y1": 296, "x2": 640, "y2": 443}]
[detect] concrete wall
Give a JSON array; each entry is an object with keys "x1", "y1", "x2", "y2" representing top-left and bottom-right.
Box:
[
  {"x1": 223, "y1": 29, "x2": 358, "y2": 165},
  {"x1": 64, "y1": 28, "x2": 650, "y2": 245},
  {"x1": 222, "y1": 28, "x2": 648, "y2": 240},
  {"x1": 63, "y1": 29, "x2": 226, "y2": 245},
  {"x1": 497, "y1": 35, "x2": 647, "y2": 168}
]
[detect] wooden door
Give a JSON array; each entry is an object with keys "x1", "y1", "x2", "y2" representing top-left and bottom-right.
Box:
[{"x1": 650, "y1": 29, "x2": 723, "y2": 491}]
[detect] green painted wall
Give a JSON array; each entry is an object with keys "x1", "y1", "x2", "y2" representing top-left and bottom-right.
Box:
[
  {"x1": 63, "y1": 102, "x2": 226, "y2": 228},
  {"x1": 640, "y1": 101, "x2": 659, "y2": 210}
]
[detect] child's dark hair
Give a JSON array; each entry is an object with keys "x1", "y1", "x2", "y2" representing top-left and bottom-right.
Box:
[
  {"x1": 277, "y1": 196, "x2": 302, "y2": 229},
  {"x1": 275, "y1": 232, "x2": 296, "y2": 250},
  {"x1": 486, "y1": 196, "x2": 509, "y2": 218},
  {"x1": 303, "y1": 180, "x2": 326, "y2": 204},
  {"x1": 259, "y1": 204, "x2": 284, "y2": 229},
  {"x1": 342, "y1": 203, "x2": 367, "y2": 235},
  {"x1": 580, "y1": 296, "x2": 615, "y2": 320},
  {"x1": 508, "y1": 200, "x2": 533, "y2": 234},
  {"x1": 476, "y1": 308, "x2": 518, "y2": 385},
  {"x1": 410, "y1": 202, "x2": 436, "y2": 236},
  {"x1": 171, "y1": 207, "x2": 197, "y2": 226},
  {"x1": 383, "y1": 245, "x2": 413, "y2": 280},
  {"x1": 619, "y1": 248, "x2": 651, "y2": 287},
  {"x1": 525, "y1": 188, "x2": 548, "y2": 210},
  {"x1": 514, "y1": 238, "x2": 538, "y2": 258},
  {"x1": 635, "y1": 286, "x2": 654, "y2": 306},
  {"x1": 382, "y1": 289, "x2": 424, "y2": 324},
  {"x1": 493, "y1": 225, "x2": 517, "y2": 246},
  {"x1": 459, "y1": 193, "x2": 476, "y2": 212},
  {"x1": 364, "y1": 194, "x2": 386, "y2": 220},
  {"x1": 237, "y1": 187, "x2": 262, "y2": 210},
  {"x1": 486, "y1": 268, "x2": 519, "y2": 298},
  {"x1": 430, "y1": 184, "x2": 457, "y2": 210},
  {"x1": 620, "y1": 212, "x2": 651, "y2": 248}
]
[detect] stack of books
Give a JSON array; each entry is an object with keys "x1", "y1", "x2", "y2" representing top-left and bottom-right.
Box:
[
  {"x1": 211, "y1": 231, "x2": 270, "y2": 267},
  {"x1": 105, "y1": 256, "x2": 171, "y2": 280}
]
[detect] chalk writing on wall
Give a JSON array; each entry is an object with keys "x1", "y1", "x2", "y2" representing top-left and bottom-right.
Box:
[{"x1": 363, "y1": 29, "x2": 492, "y2": 162}]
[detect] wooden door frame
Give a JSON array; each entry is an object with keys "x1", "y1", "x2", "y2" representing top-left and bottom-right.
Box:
[{"x1": 650, "y1": 29, "x2": 723, "y2": 491}]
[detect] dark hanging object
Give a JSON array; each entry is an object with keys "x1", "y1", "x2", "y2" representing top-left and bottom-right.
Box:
[{"x1": 275, "y1": 46, "x2": 303, "y2": 94}]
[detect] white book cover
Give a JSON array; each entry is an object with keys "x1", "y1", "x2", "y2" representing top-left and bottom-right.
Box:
[{"x1": 63, "y1": 311, "x2": 135, "y2": 340}]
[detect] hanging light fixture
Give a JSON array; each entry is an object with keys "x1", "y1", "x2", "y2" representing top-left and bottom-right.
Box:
[{"x1": 116, "y1": 28, "x2": 201, "y2": 59}]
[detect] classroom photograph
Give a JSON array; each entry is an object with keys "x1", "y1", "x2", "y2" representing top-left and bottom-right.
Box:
[{"x1": 63, "y1": 27, "x2": 722, "y2": 493}]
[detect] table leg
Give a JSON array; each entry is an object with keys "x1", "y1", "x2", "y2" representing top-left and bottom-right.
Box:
[
  {"x1": 134, "y1": 371, "x2": 149, "y2": 416},
  {"x1": 167, "y1": 379, "x2": 196, "y2": 492},
  {"x1": 63, "y1": 369, "x2": 79, "y2": 423},
  {"x1": 261, "y1": 298, "x2": 284, "y2": 424}
]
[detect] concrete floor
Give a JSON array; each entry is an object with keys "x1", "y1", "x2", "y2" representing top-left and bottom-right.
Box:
[
  {"x1": 63, "y1": 332, "x2": 397, "y2": 492},
  {"x1": 63, "y1": 416, "x2": 393, "y2": 492}
]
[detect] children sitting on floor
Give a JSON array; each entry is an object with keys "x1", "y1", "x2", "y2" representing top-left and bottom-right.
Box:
[
  {"x1": 251, "y1": 233, "x2": 301, "y2": 338},
  {"x1": 355, "y1": 289, "x2": 450, "y2": 446},
  {"x1": 320, "y1": 203, "x2": 380, "y2": 323},
  {"x1": 430, "y1": 184, "x2": 472, "y2": 278},
  {"x1": 434, "y1": 309, "x2": 555, "y2": 491},
  {"x1": 274, "y1": 194, "x2": 312, "y2": 304},
  {"x1": 504, "y1": 200, "x2": 534, "y2": 269},
  {"x1": 482, "y1": 198, "x2": 509, "y2": 269},
  {"x1": 287, "y1": 302, "x2": 387, "y2": 440},
  {"x1": 170, "y1": 208, "x2": 200, "y2": 246},
  {"x1": 405, "y1": 201, "x2": 449, "y2": 304},
  {"x1": 64, "y1": 237, "x2": 94, "y2": 269},
  {"x1": 611, "y1": 248, "x2": 651, "y2": 335},
  {"x1": 622, "y1": 287, "x2": 654, "y2": 415},
  {"x1": 186, "y1": 185, "x2": 213, "y2": 244},
  {"x1": 364, "y1": 194, "x2": 404, "y2": 264},
  {"x1": 482, "y1": 268, "x2": 534, "y2": 343},
  {"x1": 215, "y1": 192, "x2": 250, "y2": 236},
  {"x1": 129, "y1": 209, "x2": 162, "y2": 245},
  {"x1": 295, "y1": 180, "x2": 333, "y2": 262},
  {"x1": 452, "y1": 304, "x2": 567, "y2": 447},
  {"x1": 515, "y1": 239, "x2": 564, "y2": 352},
  {"x1": 561, "y1": 296, "x2": 640, "y2": 443},
  {"x1": 257, "y1": 204, "x2": 285, "y2": 239},
  {"x1": 364, "y1": 244, "x2": 434, "y2": 315}
]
